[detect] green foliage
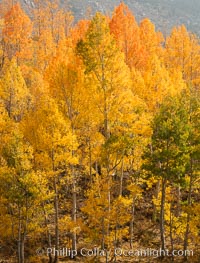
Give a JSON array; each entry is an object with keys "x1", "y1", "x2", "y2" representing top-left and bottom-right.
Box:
[{"x1": 143, "y1": 95, "x2": 190, "y2": 183}]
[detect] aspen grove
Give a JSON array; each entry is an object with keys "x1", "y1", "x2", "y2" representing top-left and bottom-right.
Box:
[{"x1": 0, "y1": 1, "x2": 199, "y2": 263}]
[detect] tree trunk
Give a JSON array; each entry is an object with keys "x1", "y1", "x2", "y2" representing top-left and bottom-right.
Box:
[
  {"x1": 101, "y1": 217, "x2": 105, "y2": 250},
  {"x1": 17, "y1": 224, "x2": 25, "y2": 263},
  {"x1": 176, "y1": 175, "x2": 181, "y2": 217},
  {"x1": 43, "y1": 204, "x2": 53, "y2": 263},
  {"x1": 129, "y1": 198, "x2": 135, "y2": 249},
  {"x1": 107, "y1": 179, "x2": 111, "y2": 243},
  {"x1": 17, "y1": 207, "x2": 22, "y2": 263},
  {"x1": 71, "y1": 164, "x2": 77, "y2": 257},
  {"x1": 20, "y1": 238, "x2": 25, "y2": 263},
  {"x1": 105, "y1": 249, "x2": 109, "y2": 263},
  {"x1": 184, "y1": 160, "x2": 193, "y2": 259},
  {"x1": 160, "y1": 177, "x2": 167, "y2": 252},
  {"x1": 52, "y1": 148, "x2": 59, "y2": 263},
  {"x1": 169, "y1": 203, "x2": 174, "y2": 261},
  {"x1": 119, "y1": 156, "x2": 124, "y2": 196},
  {"x1": 17, "y1": 239, "x2": 21, "y2": 263},
  {"x1": 70, "y1": 123, "x2": 77, "y2": 257},
  {"x1": 53, "y1": 176, "x2": 59, "y2": 263},
  {"x1": 103, "y1": 86, "x2": 109, "y2": 140},
  {"x1": 88, "y1": 138, "x2": 92, "y2": 183},
  {"x1": 152, "y1": 180, "x2": 160, "y2": 222}
]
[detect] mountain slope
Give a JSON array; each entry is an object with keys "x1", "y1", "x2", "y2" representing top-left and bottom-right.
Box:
[{"x1": 3, "y1": 0, "x2": 200, "y2": 35}]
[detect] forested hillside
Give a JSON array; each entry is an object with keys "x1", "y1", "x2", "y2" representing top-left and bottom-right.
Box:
[
  {"x1": 0, "y1": 1, "x2": 199, "y2": 263},
  {"x1": 1, "y1": 0, "x2": 200, "y2": 35}
]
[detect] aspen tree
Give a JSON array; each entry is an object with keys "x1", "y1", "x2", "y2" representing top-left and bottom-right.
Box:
[
  {"x1": 21, "y1": 96, "x2": 78, "y2": 263},
  {"x1": 77, "y1": 13, "x2": 148, "y2": 254},
  {"x1": 0, "y1": 59, "x2": 30, "y2": 121},
  {"x1": 0, "y1": 121, "x2": 49, "y2": 263},
  {"x1": 2, "y1": 3, "x2": 33, "y2": 64},
  {"x1": 165, "y1": 26, "x2": 200, "y2": 86},
  {"x1": 143, "y1": 95, "x2": 190, "y2": 252},
  {"x1": 109, "y1": 2, "x2": 141, "y2": 68}
]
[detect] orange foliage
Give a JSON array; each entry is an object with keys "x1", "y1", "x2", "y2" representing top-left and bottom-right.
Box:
[
  {"x1": 165, "y1": 25, "x2": 200, "y2": 86},
  {"x1": 109, "y1": 2, "x2": 142, "y2": 68},
  {"x1": 139, "y1": 18, "x2": 164, "y2": 70},
  {"x1": 70, "y1": 19, "x2": 91, "y2": 46},
  {"x1": 3, "y1": 3, "x2": 33, "y2": 63}
]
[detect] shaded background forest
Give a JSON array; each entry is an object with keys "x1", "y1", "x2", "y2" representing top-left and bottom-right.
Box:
[
  {"x1": 1, "y1": 0, "x2": 200, "y2": 35},
  {"x1": 0, "y1": 1, "x2": 199, "y2": 262}
]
